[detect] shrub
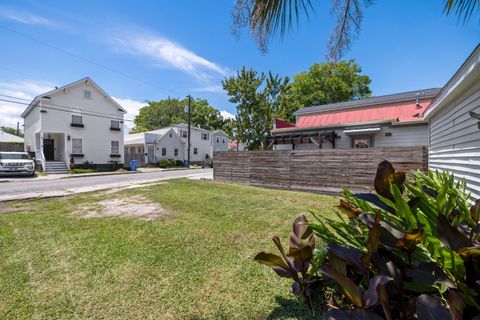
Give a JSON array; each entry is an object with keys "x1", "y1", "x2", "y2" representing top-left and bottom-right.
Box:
[
  {"x1": 176, "y1": 160, "x2": 184, "y2": 167},
  {"x1": 168, "y1": 159, "x2": 176, "y2": 167},
  {"x1": 255, "y1": 160, "x2": 480, "y2": 319},
  {"x1": 158, "y1": 159, "x2": 169, "y2": 168},
  {"x1": 70, "y1": 168, "x2": 95, "y2": 174}
]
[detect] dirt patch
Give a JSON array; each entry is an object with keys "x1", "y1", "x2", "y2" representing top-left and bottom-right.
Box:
[
  {"x1": 0, "y1": 202, "x2": 34, "y2": 213},
  {"x1": 76, "y1": 195, "x2": 167, "y2": 220}
]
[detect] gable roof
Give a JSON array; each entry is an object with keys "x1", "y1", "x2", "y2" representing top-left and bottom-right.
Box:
[
  {"x1": 293, "y1": 88, "x2": 440, "y2": 116},
  {"x1": 21, "y1": 77, "x2": 126, "y2": 118},
  {"x1": 423, "y1": 44, "x2": 480, "y2": 119},
  {"x1": 0, "y1": 130, "x2": 24, "y2": 143}
]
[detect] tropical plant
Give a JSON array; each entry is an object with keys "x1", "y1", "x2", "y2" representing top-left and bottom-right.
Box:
[
  {"x1": 232, "y1": 0, "x2": 479, "y2": 59},
  {"x1": 253, "y1": 215, "x2": 321, "y2": 314},
  {"x1": 255, "y1": 160, "x2": 480, "y2": 319}
]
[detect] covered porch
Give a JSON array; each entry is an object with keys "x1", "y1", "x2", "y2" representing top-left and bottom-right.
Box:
[{"x1": 34, "y1": 131, "x2": 68, "y2": 171}]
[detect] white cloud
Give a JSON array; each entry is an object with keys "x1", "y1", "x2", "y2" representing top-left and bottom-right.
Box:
[
  {"x1": 220, "y1": 110, "x2": 235, "y2": 120},
  {"x1": 0, "y1": 7, "x2": 51, "y2": 25},
  {"x1": 112, "y1": 97, "x2": 147, "y2": 133},
  {"x1": 0, "y1": 80, "x2": 55, "y2": 128},
  {"x1": 193, "y1": 84, "x2": 224, "y2": 93},
  {"x1": 112, "y1": 30, "x2": 227, "y2": 80}
]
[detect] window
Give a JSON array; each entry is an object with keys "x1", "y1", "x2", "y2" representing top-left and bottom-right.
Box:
[
  {"x1": 174, "y1": 148, "x2": 178, "y2": 156},
  {"x1": 202, "y1": 133, "x2": 209, "y2": 140},
  {"x1": 72, "y1": 115, "x2": 83, "y2": 125},
  {"x1": 193, "y1": 148, "x2": 198, "y2": 155},
  {"x1": 130, "y1": 147, "x2": 135, "y2": 153},
  {"x1": 162, "y1": 148, "x2": 167, "y2": 156},
  {"x1": 216, "y1": 137, "x2": 220, "y2": 143},
  {"x1": 181, "y1": 130, "x2": 187, "y2": 138},
  {"x1": 84, "y1": 90, "x2": 91, "y2": 99},
  {"x1": 222, "y1": 138, "x2": 226, "y2": 143},
  {"x1": 111, "y1": 120, "x2": 120, "y2": 129},
  {"x1": 169, "y1": 133, "x2": 172, "y2": 138},
  {"x1": 352, "y1": 136, "x2": 372, "y2": 148},
  {"x1": 111, "y1": 141, "x2": 119, "y2": 154},
  {"x1": 72, "y1": 138, "x2": 82, "y2": 154}
]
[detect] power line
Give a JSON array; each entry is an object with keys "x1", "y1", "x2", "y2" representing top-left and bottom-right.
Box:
[
  {"x1": 0, "y1": 24, "x2": 183, "y2": 97},
  {"x1": 0, "y1": 98, "x2": 135, "y2": 122},
  {"x1": 0, "y1": 94, "x2": 136, "y2": 121}
]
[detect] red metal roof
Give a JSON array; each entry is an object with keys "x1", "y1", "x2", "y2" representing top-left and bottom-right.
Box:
[
  {"x1": 294, "y1": 99, "x2": 433, "y2": 128},
  {"x1": 274, "y1": 119, "x2": 295, "y2": 129}
]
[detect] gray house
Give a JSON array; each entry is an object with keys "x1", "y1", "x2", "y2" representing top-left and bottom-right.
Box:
[{"x1": 424, "y1": 44, "x2": 480, "y2": 201}]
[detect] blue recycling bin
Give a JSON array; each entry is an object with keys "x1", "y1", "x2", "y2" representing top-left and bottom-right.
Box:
[
  {"x1": 129, "y1": 160, "x2": 139, "y2": 171},
  {"x1": 183, "y1": 160, "x2": 189, "y2": 167}
]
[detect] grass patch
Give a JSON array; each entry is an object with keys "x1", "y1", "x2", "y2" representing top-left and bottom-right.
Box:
[{"x1": 0, "y1": 179, "x2": 338, "y2": 319}]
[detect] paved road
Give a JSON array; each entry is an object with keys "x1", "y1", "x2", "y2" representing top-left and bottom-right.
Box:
[{"x1": 0, "y1": 169, "x2": 212, "y2": 201}]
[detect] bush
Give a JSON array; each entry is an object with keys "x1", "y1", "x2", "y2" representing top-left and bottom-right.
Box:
[
  {"x1": 176, "y1": 160, "x2": 184, "y2": 167},
  {"x1": 256, "y1": 161, "x2": 480, "y2": 319},
  {"x1": 70, "y1": 168, "x2": 95, "y2": 174},
  {"x1": 158, "y1": 159, "x2": 169, "y2": 168},
  {"x1": 168, "y1": 159, "x2": 176, "y2": 167}
]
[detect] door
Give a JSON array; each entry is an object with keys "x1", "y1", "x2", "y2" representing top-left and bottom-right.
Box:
[
  {"x1": 147, "y1": 146, "x2": 155, "y2": 164},
  {"x1": 43, "y1": 139, "x2": 54, "y2": 160}
]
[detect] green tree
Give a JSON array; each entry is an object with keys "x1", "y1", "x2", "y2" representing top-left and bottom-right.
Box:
[
  {"x1": 287, "y1": 60, "x2": 371, "y2": 110},
  {"x1": 223, "y1": 67, "x2": 290, "y2": 150},
  {"x1": 130, "y1": 97, "x2": 227, "y2": 133},
  {"x1": 1, "y1": 126, "x2": 23, "y2": 137}
]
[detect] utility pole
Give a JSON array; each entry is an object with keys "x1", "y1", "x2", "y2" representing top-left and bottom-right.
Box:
[
  {"x1": 187, "y1": 94, "x2": 191, "y2": 167},
  {"x1": 16, "y1": 122, "x2": 19, "y2": 136}
]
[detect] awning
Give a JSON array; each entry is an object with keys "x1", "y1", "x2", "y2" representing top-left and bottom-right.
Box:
[{"x1": 343, "y1": 127, "x2": 381, "y2": 135}]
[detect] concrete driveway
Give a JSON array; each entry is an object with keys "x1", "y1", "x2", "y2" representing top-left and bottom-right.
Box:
[{"x1": 0, "y1": 168, "x2": 213, "y2": 202}]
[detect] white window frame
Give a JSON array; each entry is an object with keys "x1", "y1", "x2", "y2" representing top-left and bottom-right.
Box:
[
  {"x1": 111, "y1": 140, "x2": 119, "y2": 154},
  {"x1": 202, "y1": 133, "x2": 209, "y2": 140},
  {"x1": 72, "y1": 114, "x2": 83, "y2": 125},
  {"x1": 181, "y1": 130, "x2": 187, "y2": 138},
  {"x1": 216, "y1": 136, "x2": 220, "y2": 143},
  {"x1": 174, "y1": 148, "x2": 178, "y2": 156},
  {"x1": 72, "y1": 138, "x2": 82, "y2": 154},
  {"x1": 162, "y1": 148, "x2": 167, "y2": 156},
  {"x1": 84, "y1": 90, "x2": 92, "y2": 99},
  {"x1": 193, "y1": 147, "x2": 198, "y2": 155},
  {"x1": 111, "y1": 119, "x2": 120, "y2": 128}
]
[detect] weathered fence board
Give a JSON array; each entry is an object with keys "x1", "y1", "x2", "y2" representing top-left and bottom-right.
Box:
[
  {"x1": 213, "y1": 147, "x2": 428, "y2": 194},
  {"x1": 0, "y1": 142, "x2": 24, "y2": 152}
]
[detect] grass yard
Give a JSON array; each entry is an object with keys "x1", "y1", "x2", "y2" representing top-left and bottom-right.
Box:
[{"x1": 0, "y1": 179, "x2": 338, "y2": 319}]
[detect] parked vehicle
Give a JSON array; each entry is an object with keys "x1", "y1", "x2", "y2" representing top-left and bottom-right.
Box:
[{"x1": 0, "y1": 152, "x2": 36, "y2": 176}]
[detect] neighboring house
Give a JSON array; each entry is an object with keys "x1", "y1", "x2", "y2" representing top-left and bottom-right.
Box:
[
  {"x1": 228, "y1": 141, "x2": 246, "y2": 151},
  {"x1": 124, "y1": 124, "x2": 228, "y2": 165},
  {"x1": 124, "y1": 128, "x2": 185, "y2": 165},
  {"x1": 0, "y1": 130, "x2": 24, "y2": 143},
  {"x1": 0, "y1": 130, "x2": 24, "y2": 152},
  {"x1": 22, "y1": 77, "x2": 126, "y2": 173},
  {"x1": 423, "y1": 44, "x2": 480, "y2": 201},
  {"x1": 269, "y1": 88, "x2": 440, "y2": 150}
]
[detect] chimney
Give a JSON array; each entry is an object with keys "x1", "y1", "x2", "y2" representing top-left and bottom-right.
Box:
[{"x1": 416, "y1": 93, "x2": 420, "y2": 107}]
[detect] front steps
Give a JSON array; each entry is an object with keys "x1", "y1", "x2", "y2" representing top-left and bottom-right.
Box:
[{"x1": 44, "y1": 161, "x2": 69, "y2": 174}]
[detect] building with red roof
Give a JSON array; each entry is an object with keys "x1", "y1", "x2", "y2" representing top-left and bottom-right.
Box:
[{"x1": 268, "y1": 88, "x2": 440, "y2": 150}]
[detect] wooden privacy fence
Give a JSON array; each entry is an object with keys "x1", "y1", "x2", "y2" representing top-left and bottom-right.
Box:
[
  {"x1": 0, "y1": 142, "x2": 24, "y2": 152},
  {"x1": 213, "y1": 147, "x2": 428, "y2": 194}
]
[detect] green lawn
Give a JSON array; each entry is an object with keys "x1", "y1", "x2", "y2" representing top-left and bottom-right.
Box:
[{"x1": 0, "y1": 179, "x2": 338, "y2": 319}]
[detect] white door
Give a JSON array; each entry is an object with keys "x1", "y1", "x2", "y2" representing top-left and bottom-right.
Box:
[{"x1": 147, "y1": 146, "x2": 155, "y2": 164}]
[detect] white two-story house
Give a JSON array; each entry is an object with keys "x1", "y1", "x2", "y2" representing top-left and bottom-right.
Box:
[{"x1": 22, "y1": 77, "x2": 126, "y2": 173}]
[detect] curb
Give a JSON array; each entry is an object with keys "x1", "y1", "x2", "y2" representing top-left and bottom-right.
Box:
[{"x1": 61, "y1": 171, "x2": 139, "y2": 179}]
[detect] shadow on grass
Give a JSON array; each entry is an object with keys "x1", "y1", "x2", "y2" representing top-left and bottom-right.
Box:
[{"x1": 266, "y1": 296, "x2": 322, "y2": 320}]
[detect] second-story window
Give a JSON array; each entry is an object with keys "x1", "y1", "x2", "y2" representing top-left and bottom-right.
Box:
[
  {"x1": 84, "y1": 90, "x2": 91, "y2": 99},
  {"x1": 201, "y1": 133, "x2": 208, "y2": 140},
  {"x1": 222, "y1": 138, "x2": 226, "y2": 143},
  {"x1": 193, "y1": 148, "x2": 198, "y2": 155},
  {"x1": 162, "y1": 148, "x2": 167, "y2": 156},
  {"x1": 182, "y1": 130, "x2": 187, "y2": 138},
  {"x1": 111, "y1": 120, "x2": 120, "y2": 129},
  {"x1": 174, "y1": 148, "x2": 178, "y2": 156},
  {"x1": 71, "y1": 115, "x2": 83, "y2": 127},
  {"x1": 216, "y1": 136, "x2": 220, "y2": 143}
]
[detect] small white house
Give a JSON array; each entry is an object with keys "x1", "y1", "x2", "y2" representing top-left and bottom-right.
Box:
[
  {"x1": 124, "y1": 124, "x2": 229, "y2": 165},
  {"x1": 124, "y1": 128, "x2": 185, "y2": 165},
  {"x1": 424, "y1": 44, "x2": 480, "y2": 201},
  {"x1": 0, "y1": 130, "x2": 24, "y2": 143},
  {"x1": 21, "y1": 77, "x2": 126, "y2": 173}
]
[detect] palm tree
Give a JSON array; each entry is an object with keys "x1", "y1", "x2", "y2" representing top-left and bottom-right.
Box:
[{"x1": 233, "y1": 0, "x2": 479, "y2": 60}]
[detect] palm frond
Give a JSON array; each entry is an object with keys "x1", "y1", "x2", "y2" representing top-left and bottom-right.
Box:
[{"x1": 443, "y1": 0, "x2": 480, "y2": 23}]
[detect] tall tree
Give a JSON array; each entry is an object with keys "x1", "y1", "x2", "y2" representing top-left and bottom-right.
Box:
[
  {"x1": 223, "y1": 67, "x2": 279, "y2": 150},
  {"x1": 287, "y1": 60, "x2": 371, "y2": 110},
  {"x1": 232, "y1": 0, "x2": 478, "y2": 60},
  {"x1": 130, "y1": 97, "x2": 227, "y2": 133}
]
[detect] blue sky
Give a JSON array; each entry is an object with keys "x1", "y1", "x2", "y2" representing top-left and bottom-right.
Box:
[{"x1": 0, "y1": 0, "x2": 478, "y2": 131}]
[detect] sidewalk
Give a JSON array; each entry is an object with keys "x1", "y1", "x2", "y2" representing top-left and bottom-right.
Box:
[{"x1": 0, "y1": 166, "x2": 204, "y2": 183}]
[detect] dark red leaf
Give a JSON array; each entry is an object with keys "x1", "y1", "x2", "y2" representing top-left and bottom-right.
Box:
[
  {"x1": 447, "y1": 291, "x2": 464, "y2": 320},
  {"x1": 374, "y1": 160, "x2": 406, "y2": 200},
  {"x1": 416, "y1": 294, "x2": 451, "y2": 320},
  {"x1": 437, "y1": 214, "x2": 470, "y2": 251},
  {"x1": 323, "y1": 309, "x2": 384, "y2": 320}
]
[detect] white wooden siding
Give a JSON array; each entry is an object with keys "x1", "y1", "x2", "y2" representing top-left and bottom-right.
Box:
[
  {"x1": 23, "y1": 107, "x2": 41, "y2": 152},
  {"x1": 429, "y1": 81, "x2": 480, "y2": 201}
]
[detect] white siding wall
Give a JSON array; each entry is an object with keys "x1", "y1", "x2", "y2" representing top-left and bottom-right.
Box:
[
  {"x1": 273, "y1": 123, "x2": 427, "y2": 150},
  {"x1": 173, "y1": 126, "x2": 212, "y2": 162},
  {"x1": 154, "y1": 132, "x2": 185, "y2": 162},
  {"x1": 211, "y1": 131, "x2": 228, "y2": 153},
  {"x1": 23, "y1": 107, "x2": 41, "y2": 153},
  {"x1": 38, "y1": 81, "x2": 124, "y2": 164},
  {"x1": 429, "y1": 81, "x2": 480, "y2": 200}
]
